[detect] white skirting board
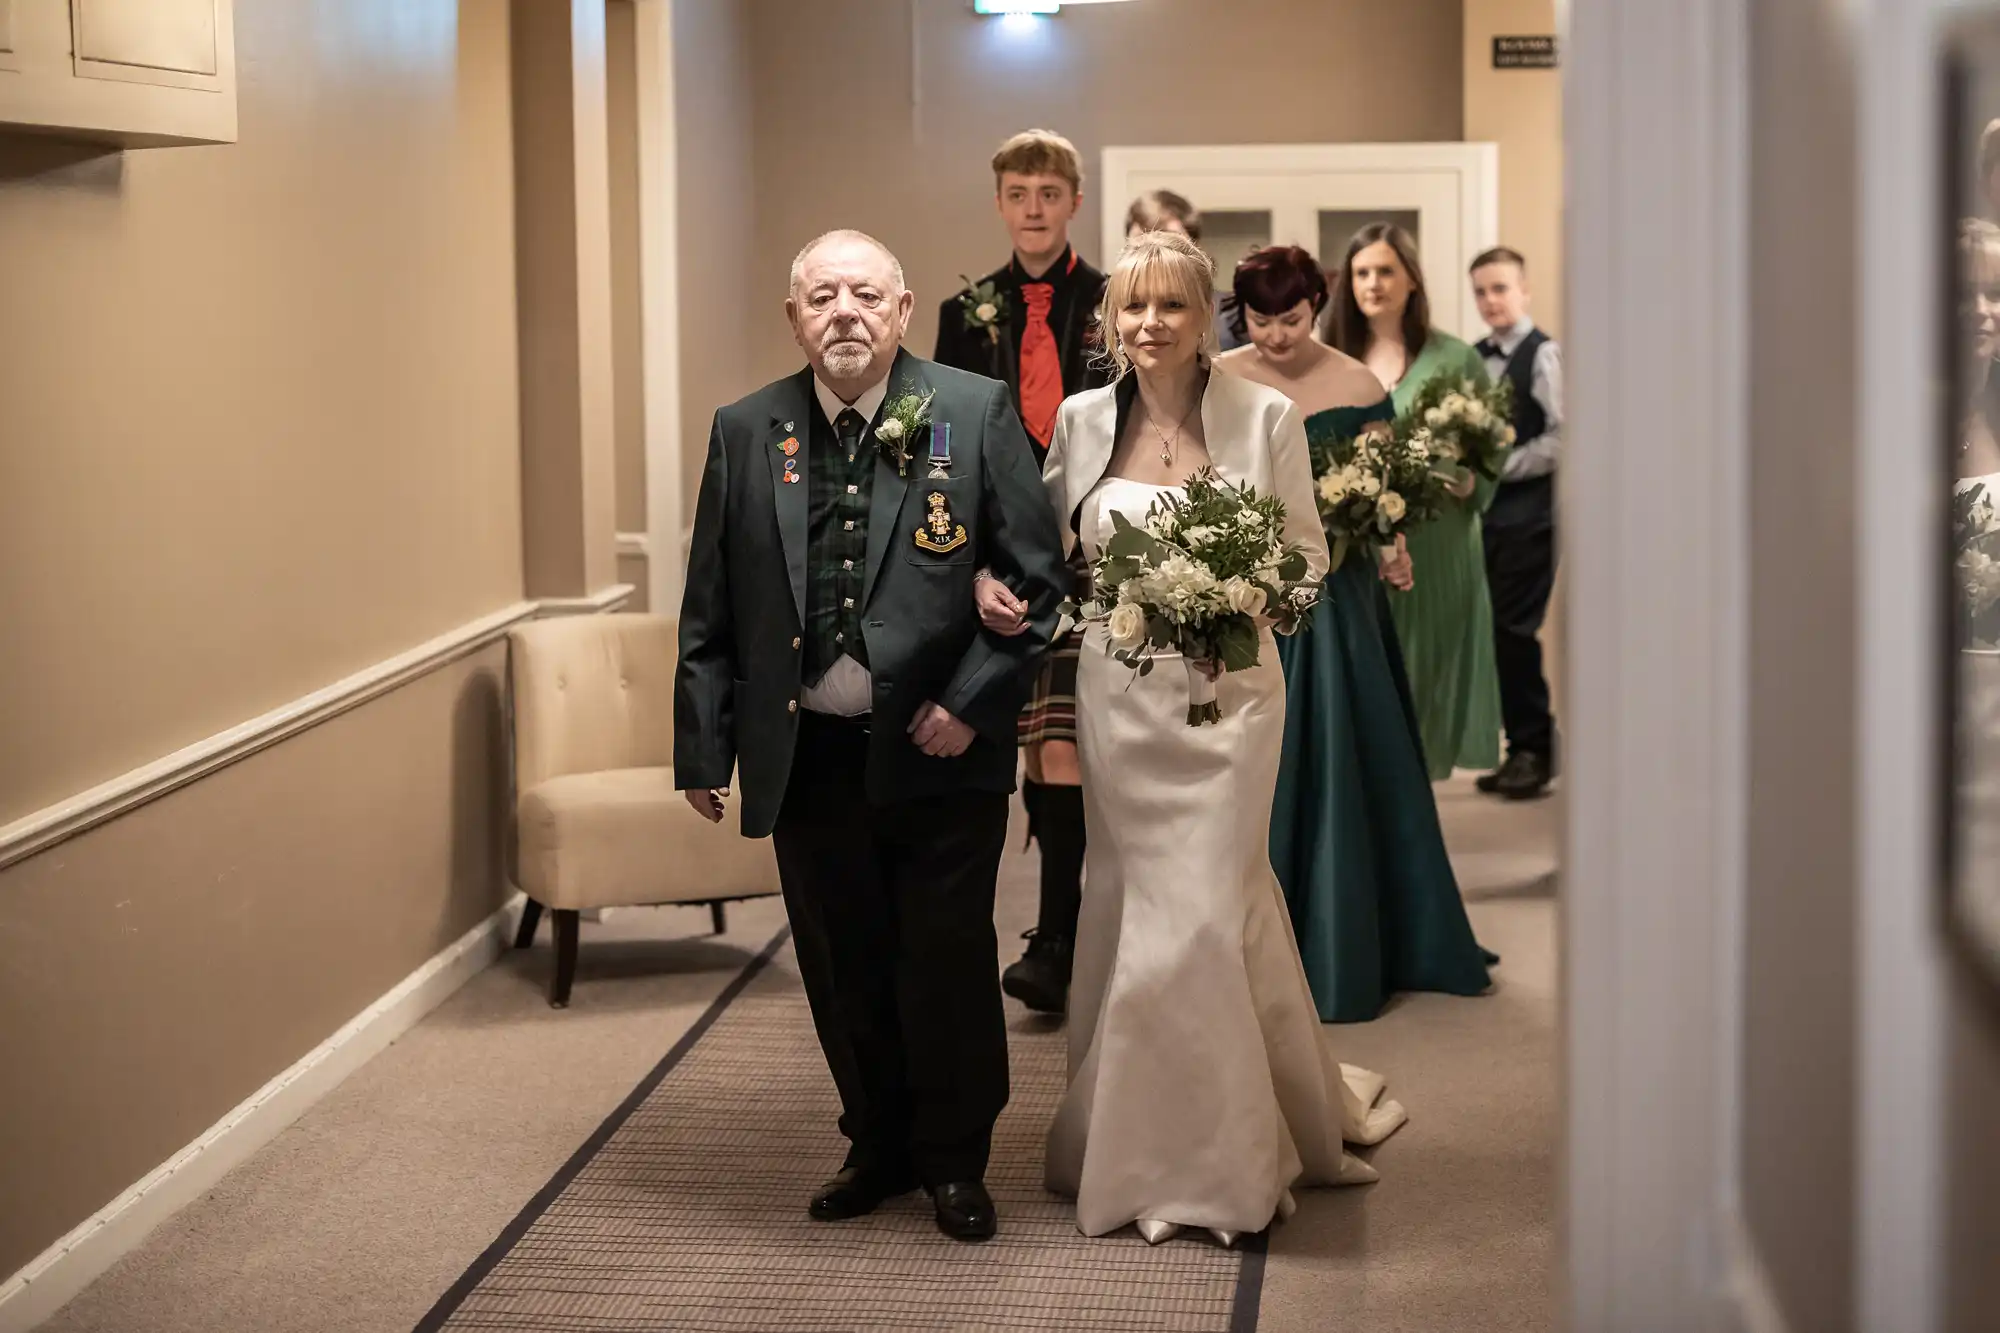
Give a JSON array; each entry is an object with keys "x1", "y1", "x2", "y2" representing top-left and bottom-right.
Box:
[{"x1": 0, "y1": 894, "x2": 524, "y2": 1333}]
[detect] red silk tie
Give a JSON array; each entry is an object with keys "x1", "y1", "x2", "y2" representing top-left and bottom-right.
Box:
[{"x1": 1019, "y1": 282, "x2": 1062, "y2": 450}]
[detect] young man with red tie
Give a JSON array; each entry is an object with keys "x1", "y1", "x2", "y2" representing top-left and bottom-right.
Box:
[{"x1": 936, "y1": 129, "x2": 1112, "y2": 1015}]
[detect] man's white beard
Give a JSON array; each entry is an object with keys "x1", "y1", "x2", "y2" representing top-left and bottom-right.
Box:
[{"x1": 821, "y1": 342, "x2": 875, "y2": 380}]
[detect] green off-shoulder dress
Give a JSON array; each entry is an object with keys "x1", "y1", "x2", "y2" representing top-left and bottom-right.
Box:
[
  {"x1": 1385, "y1": 334, "x2": 1505, "y2": 779},
  {"x1": 1270, "y1": 399, "x2": 1495, "y2": 1024}
]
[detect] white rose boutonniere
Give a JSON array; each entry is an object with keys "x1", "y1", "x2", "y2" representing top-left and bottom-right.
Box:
[
  {"x1": 874, "y1": 386, "x2": 935, "y2": 475},
  {"x1": 956, "y1": 276, "x2": 1010, "y2": 345}
]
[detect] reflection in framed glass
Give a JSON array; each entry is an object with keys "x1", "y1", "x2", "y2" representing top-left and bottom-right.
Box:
[{"x1": 1941, "y1": 18, "x2": 2000, "y2": 999}]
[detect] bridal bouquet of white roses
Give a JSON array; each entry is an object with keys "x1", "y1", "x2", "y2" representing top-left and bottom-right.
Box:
[
  {"x1": 1071, "y1": 469, "x2": 1320, "y2": 725},
  {"x1": 1398, "y1": 375, "x2": 1516, "y2": 484},
  {"x1": 1310, "y1": 424, "x2": 1447, "y2": 571}
]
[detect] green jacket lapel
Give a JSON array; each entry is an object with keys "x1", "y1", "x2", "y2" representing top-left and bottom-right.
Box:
[
  {"x1": 765, "y1": 370, "x2": 813, "y2": 625},
  {"x1": 862, "y1": 348, "x2": 922, "y2": 609}
]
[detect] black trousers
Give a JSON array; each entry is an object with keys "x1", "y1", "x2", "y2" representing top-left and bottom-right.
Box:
[
  {"x1": 1482, "y1": 478, "x2": 1558, "y2": 759},
  {"x1": 771, "y1": 711, "x2": 1011, "y2": 1185}
]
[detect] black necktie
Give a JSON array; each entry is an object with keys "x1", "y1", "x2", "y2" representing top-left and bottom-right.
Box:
[{"x1": 835, "y1": 408, "x2": 866, "y2": 461}]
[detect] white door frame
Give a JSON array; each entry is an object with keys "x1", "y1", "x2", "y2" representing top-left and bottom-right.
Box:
[
  {"x1": 631, "y1": 0, "x2": 686, "y2": 616},
  {"x1": 1855, "y1": 1, "x2": 1948, "y2": 1329},
  {"x1": 1097, "y1": 142, "x2": 1499, "y2": 339},
  {"x1": 1562, "y1": 0, "x2": 1760, "y2": 1327}
]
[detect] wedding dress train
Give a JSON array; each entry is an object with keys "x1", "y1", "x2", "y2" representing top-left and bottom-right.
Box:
[{"x1": 1045, "y1": 478, "x2": 1408, "y2": 1239}]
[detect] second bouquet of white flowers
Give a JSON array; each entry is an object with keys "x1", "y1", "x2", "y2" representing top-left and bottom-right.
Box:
[
  {"x1": 1398, "y1": 374, "x2": 1516, "y2": 485},
  {"x1": 1070, "y1": 468, "x2": 1321, "y2": 726},
  {"x1": 1310, "y1": 424, "x2": 1447, "y2": 570}
]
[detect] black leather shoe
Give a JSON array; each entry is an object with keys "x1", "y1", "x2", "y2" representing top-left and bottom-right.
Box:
[
  {"x1": 931, "y1": 1181, "x2": 998, "y2": 1241},
  {"x1": 809, "y1": 1165, "x2": 918, "y2": 1222},
  {"x1": 1477, "y1": 751, "x2": 1535, "y2": 794},
  {"x1": 1497, "y1": 751, "x2": 1555, "y2": 801},
  {"x1": 1001, "y1": 930, "x2": 1071, "y2": 1015}
]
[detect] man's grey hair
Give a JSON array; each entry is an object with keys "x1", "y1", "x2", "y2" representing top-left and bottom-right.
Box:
[{"x1": 789, "y1": 229, "x2": 905, "y2": 295}]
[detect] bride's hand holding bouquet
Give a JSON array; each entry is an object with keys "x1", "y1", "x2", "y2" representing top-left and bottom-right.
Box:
[{"x1": 1072, "y1": 469, "x2": 1321, "y2": 725}]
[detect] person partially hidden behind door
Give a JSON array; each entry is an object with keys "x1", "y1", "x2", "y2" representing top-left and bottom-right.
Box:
[{"x1": 1469, "y1": 247, "x2": 1563, "y2": 800}]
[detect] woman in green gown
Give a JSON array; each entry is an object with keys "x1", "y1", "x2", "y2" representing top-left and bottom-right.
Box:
[
  {"x1": 1329, "y1": 224, "x2": 1504, "y2": 780},
  {"x1": 1217, "y1": 246, "x2": 1493, "y2": 1023}
]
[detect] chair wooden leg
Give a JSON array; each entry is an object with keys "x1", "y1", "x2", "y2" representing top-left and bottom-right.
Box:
[
  {"x1": 710, "y1": 901, "x2": 727, "y2": 935},
  {"x1": 514, "y1": 898, "x2": 544, "y2": 949},
  {"x1": 551, "y1": 909, "x2": 580, "y2": 1008}
]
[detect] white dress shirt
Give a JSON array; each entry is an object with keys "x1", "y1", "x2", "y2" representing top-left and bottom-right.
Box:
[
  {"x1": 1480, "y1": 319, "x2": 1564, "y2": 482},
  {"x1": 799, "y1": 374, "x2": 891, "y2": 717}
]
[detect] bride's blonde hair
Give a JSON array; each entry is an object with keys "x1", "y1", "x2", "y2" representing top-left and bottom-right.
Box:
[{"x1": 1098, "y1": 229, "x2": 1218, "y2": 377}]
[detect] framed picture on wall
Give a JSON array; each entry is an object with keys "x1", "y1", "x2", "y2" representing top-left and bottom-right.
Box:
[{"x1": 1940, "y1": 15, "x2": 2000, "y2": 1001}]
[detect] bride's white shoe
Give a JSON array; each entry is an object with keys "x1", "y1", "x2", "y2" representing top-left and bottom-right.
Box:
[{"x1": 1135, "y1": 1219, "x2": 1182, "y2": 1245}]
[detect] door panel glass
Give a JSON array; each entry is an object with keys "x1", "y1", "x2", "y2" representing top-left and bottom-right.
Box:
[
  {"x1": 1198, "y1": 209, "x2": 1273, "y2": 288},
  {"x1": 1319, "y1": 208, "x2": 1421, "y2": 270}
]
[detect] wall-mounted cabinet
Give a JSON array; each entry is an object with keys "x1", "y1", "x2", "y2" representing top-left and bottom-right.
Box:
[{"x1": 0, "y1": 0, "x2": 236, "y2": 147}]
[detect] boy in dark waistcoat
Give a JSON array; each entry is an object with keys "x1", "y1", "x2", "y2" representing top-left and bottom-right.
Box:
[{"x1": 1470, "y1": 246, "x2": 1563, "y2": 800}]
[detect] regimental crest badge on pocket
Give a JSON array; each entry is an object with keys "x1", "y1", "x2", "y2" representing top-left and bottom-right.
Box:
[{"x1": 914, "y1": 491, "x2": 967, "y2": 554}]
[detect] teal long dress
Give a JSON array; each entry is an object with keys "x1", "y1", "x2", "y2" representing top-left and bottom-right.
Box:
[
  {"x1": 1270, "y1": 399, "x2": 1496, "y2": 1024},
  {"x1": 1383, "y1": 334, "x2": 1505, "y2": 779}
]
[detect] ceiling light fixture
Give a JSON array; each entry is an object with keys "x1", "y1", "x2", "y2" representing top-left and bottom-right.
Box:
[{"x1": 972, "y1": 0, "x2": 1138, "y2": 14}]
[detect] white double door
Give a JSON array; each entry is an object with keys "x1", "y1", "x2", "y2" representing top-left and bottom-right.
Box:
[{"x1": 1098, "y1": 143, "x2": 1500, "y2": 342}]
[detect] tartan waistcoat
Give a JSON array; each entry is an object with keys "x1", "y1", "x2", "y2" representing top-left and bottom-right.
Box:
[{"x1": 802, "y1": 405, "x2": 874, "y2": 683}]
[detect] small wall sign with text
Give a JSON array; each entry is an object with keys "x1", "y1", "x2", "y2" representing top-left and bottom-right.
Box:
[{"x1": 1493, "y1": 36, "x2": 1558, "y2": 69}]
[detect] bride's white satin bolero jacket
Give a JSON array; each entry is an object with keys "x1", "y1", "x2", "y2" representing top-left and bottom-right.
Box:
[{"x1": 1040, "y1": 368, "x2": 1332, "y2": 584}]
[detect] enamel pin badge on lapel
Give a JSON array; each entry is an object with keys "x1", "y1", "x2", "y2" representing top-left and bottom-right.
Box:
[
  {"x1": 780, "y1": 436, "x2": 800, "y2": 456},
  {"x1": 914, "y1": 491, "x2": 967, "y2": 554},
  {"x1": 926, "y1": 421, "x2": 952, "y2": 479}
]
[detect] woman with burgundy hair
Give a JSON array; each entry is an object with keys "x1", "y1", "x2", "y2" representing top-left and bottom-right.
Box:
[
  {"x1": 1218, "y1": 246, "x2": 1494, "y2": 1024},
  {"x1": 1331, "y1": 222, "x2": 1504, "y2": 783}
]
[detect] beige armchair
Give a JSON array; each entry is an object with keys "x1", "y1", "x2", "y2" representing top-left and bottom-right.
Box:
[{"x1": 507, "y1": 612, "x2": 778, "y2": 1006}]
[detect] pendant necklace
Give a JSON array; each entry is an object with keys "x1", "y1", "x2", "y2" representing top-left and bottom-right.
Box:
[{"x1": 1146, "y1": 394, "x2": 1200, "y2": 468}]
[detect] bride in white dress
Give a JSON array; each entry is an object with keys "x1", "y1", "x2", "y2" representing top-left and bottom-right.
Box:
[{"x1": 1041, "y1": 230, "x2": 1407, "y2": 1246}]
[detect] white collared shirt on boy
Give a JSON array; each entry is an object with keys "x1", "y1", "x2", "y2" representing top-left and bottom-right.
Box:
[{"x1": 1479, "y1": 318, "x2": 1564, "y2": 483}]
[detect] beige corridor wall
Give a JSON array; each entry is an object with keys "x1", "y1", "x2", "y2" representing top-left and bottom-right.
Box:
[
  {"x1": 0, "y1": 3, "x2": 523, "y2": 824},
  {"x1": 1463, "y1": 0, "x2": 1563, "y2": 334},
  {"x1": 671, "y1": 0, "x2": 757, "y2": 530},
  {"x1": 0, "y1": 0, "x2": 522, "y2": 1281},
  {"x1": 737, "y1": 0, "x2": 1464, "y2": 383}
]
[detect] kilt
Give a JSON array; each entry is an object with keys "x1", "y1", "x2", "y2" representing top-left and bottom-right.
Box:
[{"x1": 1018, "y1": 628, "x2": 1081, "y2": 747}]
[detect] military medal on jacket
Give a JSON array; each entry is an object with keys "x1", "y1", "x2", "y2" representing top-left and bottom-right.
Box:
[{"x1": 926, "y1": 421, "x2": 953, "y2": 479}]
